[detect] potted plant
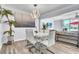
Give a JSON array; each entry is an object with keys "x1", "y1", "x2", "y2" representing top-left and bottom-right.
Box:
[
  {"x1": 0, "y1": 7, "x2": 16, "y2": 45},
  {"x1": 42, "y1": 23, "x2": 47, "y2": 32}
]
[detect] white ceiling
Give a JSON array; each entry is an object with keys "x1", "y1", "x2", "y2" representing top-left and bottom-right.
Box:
[
  {"x1": 3, "y1": 4, "x2": 69, "y2": 14},
  {"x1": 2, "y1": 4, "x2": 79, "y2": 18}
]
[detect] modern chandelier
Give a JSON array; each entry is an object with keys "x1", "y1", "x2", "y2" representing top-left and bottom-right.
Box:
[
  {"x1": 31, "y1": 4, "x2": 41, "y2": 32},
  {"x1": 31, "y1": 4, "x2": 40, "y2": 19}
]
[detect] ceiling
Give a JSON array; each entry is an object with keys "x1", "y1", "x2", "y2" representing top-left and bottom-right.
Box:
[
  {"x1": 2, "y1": 4, "x2": 79, "y2": 18},
  {"x1": 3, "y1": 4, "x2": 69, "y2": 14}
]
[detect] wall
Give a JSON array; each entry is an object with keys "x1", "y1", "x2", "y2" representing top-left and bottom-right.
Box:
[
  {"x1": 1, "y1": 5, "x2": 35, "y2": 27},
  {"x1": 0, "y1": 23, "x2": 2, "y2": 49},
  {"x1": 54, "y1": 20, "x2": 63, "y2": 31},
  {"x1": 14, "y1": 28, "x2": 26, "y2": 41},
  {"x1": 14, "y1": 28, "x2": 35, "y2": 42}
]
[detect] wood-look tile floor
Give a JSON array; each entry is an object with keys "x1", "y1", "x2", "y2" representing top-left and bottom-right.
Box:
[
  {"x1": 0, "y1": 40, "x2": 79, "y2": 54},
  {"x1": 0, "y1": 40, "x2": 31, "y2": 54},
  {"x1": 49, "y1": 41, "x2": 79, "y2": 54}
]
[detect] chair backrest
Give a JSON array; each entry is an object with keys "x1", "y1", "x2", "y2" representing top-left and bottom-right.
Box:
[
  {"x1": 26, "y1": 29, "x2": 36, "y2": 44},
  {"x1": 48, "y1": 30, "x2": 56, "y2": 47},
  {"x1": 26, "y1": 29, "x2": 34, "y2": 40}
]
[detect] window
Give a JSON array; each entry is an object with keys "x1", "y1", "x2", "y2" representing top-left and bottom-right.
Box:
[
  {"x1": 63, "y1": 18, "x2": 79, "y2": 32},
  {"x1": 63, "y1": 19, "x2": 70, "y2": 31}
]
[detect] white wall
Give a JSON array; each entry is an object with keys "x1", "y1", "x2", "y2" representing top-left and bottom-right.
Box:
[
  {"x1": 14, "y1": 28, "x2": 26, "y2": 41},
  {"x1": 54, "y1": 20, "x2": 63, "y2": 31},
  {"x1": 14, "y1": 28, "x2": 35, "y2": 42},
  {"x1": 2, "y1": 5, "x2": 34, "y2": 27},
  {"x1": 0, "y1": 23, "x2": 2, "y2": 49}
]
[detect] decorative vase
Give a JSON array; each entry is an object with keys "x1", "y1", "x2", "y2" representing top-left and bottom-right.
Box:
[{"x1": 7, "y1": 35, "x2": 14, "y2": 45}]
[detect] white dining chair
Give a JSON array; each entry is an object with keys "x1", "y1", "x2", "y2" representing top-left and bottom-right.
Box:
[
  {"x1": 48, "y1": 30, "x2": 56, "y2": 47},
  {"x1": 41, "y1": 30, "x2": 56, "y2": 47},
  {"x1": 25, "y1": 29, "x2": 36, "y2": 47}
]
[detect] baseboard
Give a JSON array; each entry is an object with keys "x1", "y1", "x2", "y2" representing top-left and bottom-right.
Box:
[{"x1": 14, "y1": 38, "x2": 26, "y2": 42}]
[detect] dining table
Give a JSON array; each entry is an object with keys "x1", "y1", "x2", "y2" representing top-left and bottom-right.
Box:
[
  {"x1": 33, "y1": 30, "x2": 49, "y2": 42},
  {"x1": 32, "y1": 30, "x2": 49, "y2": 53}
]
